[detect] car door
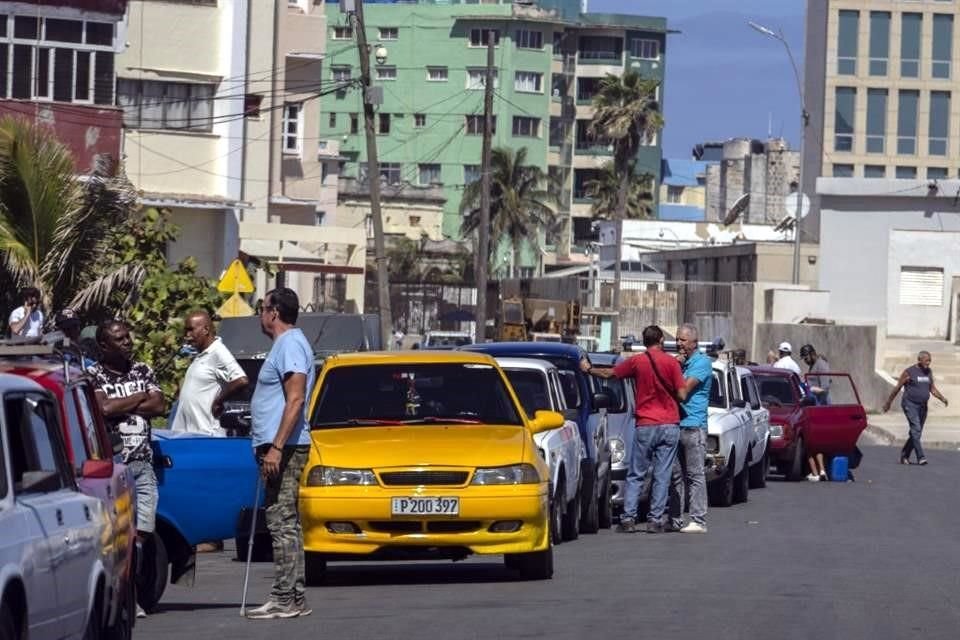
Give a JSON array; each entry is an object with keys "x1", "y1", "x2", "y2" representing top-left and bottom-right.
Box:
[
  {"x1": 741, "y1": 374, "x2": 769, "y2": 459},
  {"x1": 548, "y1": 369, "x2": 580, "y2": 500},
  {"x1": 726, "y1": 369, "x2": 751, "y2": 474},
  {"x1": 7, "y1": 392, "x2": 98, "y2": 638},
  {"x1": 802, "y1": 373, "x2": 868, "y2": 456}
]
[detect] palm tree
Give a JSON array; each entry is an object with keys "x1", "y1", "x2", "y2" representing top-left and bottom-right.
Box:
[
  {"x1": 460, "y1": 146, "x2": 557, "y2": 278},
  {"x1": 589, "y1": 72, "x2": 663, "y2": 338},
  {"x1": 0, "y1": 116, "x2": 143, "y2": 318},
  {"x1": 585, "y1": 162, "x2": 656, "y2": 221}
]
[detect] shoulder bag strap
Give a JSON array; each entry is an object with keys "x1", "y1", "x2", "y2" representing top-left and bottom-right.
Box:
[{"x1": 645, "y1": 351, "x2": 679, "y2": 401}]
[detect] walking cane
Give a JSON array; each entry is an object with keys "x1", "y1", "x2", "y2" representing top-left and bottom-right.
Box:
[{"x1": 240, "y1": 474, "x2": 264, "y2": 617}]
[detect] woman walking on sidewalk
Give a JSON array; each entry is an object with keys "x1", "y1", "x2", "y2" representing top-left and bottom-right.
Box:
[{"x1": 882, "y1": 351, "x2": 949, "y2": 465}]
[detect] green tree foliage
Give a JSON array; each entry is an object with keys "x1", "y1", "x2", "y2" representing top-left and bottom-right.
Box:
[
  {"x1": 585, "y1": 162, "x2": 655, "y2": 221},
  {"x1": 104, "y1": 208, "x2": 223, "y2": 400},
  {"x1": 0, "y1": 116, "x2": 143, "y2": 317}
]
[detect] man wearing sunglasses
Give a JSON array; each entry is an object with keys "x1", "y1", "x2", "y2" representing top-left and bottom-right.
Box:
[{"x1": 245, "y1": 288, "x2": 315, "y2": 620}]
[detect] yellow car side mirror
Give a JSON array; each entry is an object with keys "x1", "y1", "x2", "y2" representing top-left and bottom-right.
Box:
[{"x1": 528, "y1": 410, "x2": 565, "y2": 434}]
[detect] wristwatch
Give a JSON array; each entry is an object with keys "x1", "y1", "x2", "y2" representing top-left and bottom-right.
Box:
[{"x1": 270, "y1": 444, "x2": 283, "y2": 453}]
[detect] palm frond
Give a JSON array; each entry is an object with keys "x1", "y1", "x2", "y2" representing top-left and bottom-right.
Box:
[{"x1": 67, "y1": 262, "x2": 146, "y2": 314}]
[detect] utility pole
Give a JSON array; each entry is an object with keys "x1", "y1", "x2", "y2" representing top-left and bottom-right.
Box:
[
  {"x1": 474, "y1": 31, "x2": 495, "y2": 344},
  {"x1": 352, "y1": 0, "x2": 393, "y2": 348}
]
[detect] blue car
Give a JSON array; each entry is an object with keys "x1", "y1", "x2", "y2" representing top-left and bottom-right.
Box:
[
  {"x1": 138, "y1": 430, "x2": 259, "y2": 610},
  {"x1": 586, "y1": 353, "x2": 636, "y2": 516},
  {"x1": 463, "y1": 342, "x2": 613, "y2": 533}
]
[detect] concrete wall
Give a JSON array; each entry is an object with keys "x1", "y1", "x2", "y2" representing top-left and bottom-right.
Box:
[
  {"x1": 766, "y1": 289, "x2": 830, "y2": 323},
  {"x1": 818, "y1": 178, "x2": 960, "y2": 338},
  {"x1": 802, "y1": 0, "x2": 828, "y2": 240},
  {"x1": 755, "y1": 322, "x2": 891, "y2": 411}
]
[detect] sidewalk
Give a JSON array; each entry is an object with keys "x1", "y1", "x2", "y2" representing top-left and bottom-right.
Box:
[{"x1": 866, "y1": 413, "x2": 960, "y2": 451}]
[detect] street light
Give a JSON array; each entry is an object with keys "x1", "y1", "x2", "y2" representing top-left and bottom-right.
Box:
[{"x1": 749, "y1": 20, "x2": 808, "y2": 285}]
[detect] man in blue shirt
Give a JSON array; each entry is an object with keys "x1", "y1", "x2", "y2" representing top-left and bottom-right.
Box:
[
  {"x1": 669, "y1": 324, "x2": 713, "y2": 534},
  {"x1": 245, "y1": 288, "x2": 315, "y2": 620}
]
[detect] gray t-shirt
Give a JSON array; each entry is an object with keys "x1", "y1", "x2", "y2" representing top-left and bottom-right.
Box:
[
  {"x1": 903, "y1": 365, "x2": 933, "y2": 405},
  {"x1": 807, "y1": 357, "x2": 832, "y2": 398}
]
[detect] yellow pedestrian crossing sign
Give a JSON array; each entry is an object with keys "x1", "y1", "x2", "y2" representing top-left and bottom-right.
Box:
[{"x1": 217, "y1": 259, "x2": 255, "y2": 294}]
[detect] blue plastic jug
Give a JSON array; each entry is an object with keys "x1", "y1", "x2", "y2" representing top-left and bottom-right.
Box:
[{"x1": 830, "y1": 456, "x2": 849, "y2": 482}]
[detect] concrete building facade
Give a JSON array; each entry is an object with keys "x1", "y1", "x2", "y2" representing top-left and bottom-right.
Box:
[
  {"x1": 703, "y1": 138, "x2": 800, "y2": 225},
  {"x1": 658, "y1": 158, "x2": 707, "y2": 221},
  {"x1": 319, "y1": 0, "x2": 667, "y2": 271},
  {"x1": 118, "y1": 0, "x2": 364, "y2": 311},
  {"x1": 805, "y1": 0, "x2": 960, "y2": 237},
  {"x1": 818, "y1": 177, "x2": 960, "y2": 340},
  {"x1": 0, "y1": 0, "x2": 128, "y2": 169}
]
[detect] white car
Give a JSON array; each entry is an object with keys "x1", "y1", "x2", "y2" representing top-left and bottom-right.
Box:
[
  {"x1": 737, "y1": 366, "x2": 771, "y2": 489},
  {"x1": 706, "y1": 360, "x2": 753, "y2": 507},
  {"x1": 497, "y1": 357, "x2": 584, "y2": 543},
  {"x1": 0, "y1": 374, "x2": 108, "y2": 640},
  {"x1": 420, "y1": 331, "x2": 473, "y2": 350}
]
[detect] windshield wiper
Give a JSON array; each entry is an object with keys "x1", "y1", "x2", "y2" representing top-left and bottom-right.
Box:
[
  {"x1": 314, "y1": 418, "x2": 409, "y2": 427},
  {"x1": 403, "y1": 416, "x2": 483, "y2": 425}
]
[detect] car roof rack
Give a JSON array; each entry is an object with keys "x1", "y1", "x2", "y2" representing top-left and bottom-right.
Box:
[
  {"x1": 0, "y1": 331, "x2": 87, "y2": 382},
  {"x1": 621, "y1": 337, "x2": 725, "y2": 358}
]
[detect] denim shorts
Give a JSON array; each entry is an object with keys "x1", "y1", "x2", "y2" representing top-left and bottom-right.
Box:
[{"x1": 128, "y1": 460, "x2": 158, "y2": 533}]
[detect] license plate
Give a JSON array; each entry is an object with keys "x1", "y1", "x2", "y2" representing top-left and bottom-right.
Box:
[{"x1": 391, "y1": 496, "x2": 460, "y2": 516}]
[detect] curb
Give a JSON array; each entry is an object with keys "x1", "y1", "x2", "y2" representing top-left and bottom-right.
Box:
[{"x1": 866, "y1": 423, "x2": 960, "y2": 451}]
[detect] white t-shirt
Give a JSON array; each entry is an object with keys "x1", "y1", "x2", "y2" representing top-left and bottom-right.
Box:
[
  {"x1": 8, "y1": 306, "x2": 44, "y2": 337},
  {"x1": 170, "y1": 337, "x2": 246, "y2": 436},
  {"x1": 774, "y1": 355, "x2": 802, "y2": 375}
]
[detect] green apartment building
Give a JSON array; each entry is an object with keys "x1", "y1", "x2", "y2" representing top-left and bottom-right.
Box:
[{"x1": 320, "y1": 0, "x2": 666, "y2": 274}]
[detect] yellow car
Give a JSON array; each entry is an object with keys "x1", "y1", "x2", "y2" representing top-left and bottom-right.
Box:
[{"x1": 299, "y1": 350, "x2": 563, "y2": 581}]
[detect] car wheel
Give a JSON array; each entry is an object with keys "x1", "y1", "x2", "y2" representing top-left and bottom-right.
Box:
[
  {"x1": 598, "y1": 472, "x2": 613, "y2": 529},
  {"x1": 105, "y1": 577, "x2": 135, "y2": 640},
  {"x1": 785, "y1": 437, "x2": 805, "y2": 481},
  {"x1": 749, "y1": 446, "x2": 769, "y2": 489},
  {"x1": 733, "y1": 454, "x2": 750, "y2": 504},
  {"x1": 708, "y1": 450, "x2": 735, "y2": 508},
  {"x1": 550, "y1": 481, "x2": 564, "y2": 545},
  {"x1": 504, "y1": 544, "x2": 554, "y2": 580},
  {"x1": 561, "y1": 481, "x2": 580, "y2": 542},
  {"x1": 83, "y1": 587, "x2": 104, "y2": 640},
  {"x1": 136, "y1": 533, "x2": 168, "y2": 613},
  {"x1": 0, "y1": 601, "x2": 22, "y2": 640},
  {"x1": 579, "y1": 468, "x2": 600, "y2": 534},
  {"x1": 305, "y1": 553, "x2": 327, "y2": 586}
]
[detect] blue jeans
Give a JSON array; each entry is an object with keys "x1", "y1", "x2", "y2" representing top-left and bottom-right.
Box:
[
  {"x1": 623, "y1": 424, "x2": 680, "y2": 524},
  {"x1": 900, "y1": 401, "x2": 927, "y2": 462}
]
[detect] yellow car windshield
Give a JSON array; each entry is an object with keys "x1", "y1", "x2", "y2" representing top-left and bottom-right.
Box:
[{"x1": 311, "y1": 363, "x2": 524, "y2": 428}]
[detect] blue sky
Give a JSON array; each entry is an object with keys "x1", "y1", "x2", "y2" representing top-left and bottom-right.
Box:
[{"x1": 590, "y1": 0, "x2": 806, "y2": 158}]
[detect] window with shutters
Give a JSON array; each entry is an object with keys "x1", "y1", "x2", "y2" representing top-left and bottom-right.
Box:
[
  {"x1": 899, "y1": 267, "x2": 944, "y2": 306},
  {"x1": 117, "y1": 79, "x2": 216, "y2": 132},
  {"x1": 0, "y1": 14, "x2": 115, "y2": 104}
]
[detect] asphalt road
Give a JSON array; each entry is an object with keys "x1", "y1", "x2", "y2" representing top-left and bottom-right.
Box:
[{"x1": 136, "y1": 444, "x2": 960, "y2": 640}]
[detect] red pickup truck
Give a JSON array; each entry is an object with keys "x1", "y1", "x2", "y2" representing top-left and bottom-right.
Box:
[{"x1": 748, "y1": 367, "x2": 868, "y2": 480}]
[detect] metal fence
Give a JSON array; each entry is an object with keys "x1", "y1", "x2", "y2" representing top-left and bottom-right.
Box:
[{"x1": 366, "y1": 282, "x2": 478, "y2": 334}]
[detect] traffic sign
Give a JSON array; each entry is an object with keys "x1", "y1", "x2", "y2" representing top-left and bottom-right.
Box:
[
  {"x1": 217, "y1": 259, "x2": 255, "y2": 294},
  {"x1": 217, "y1": 292, "x2": 254, "y2": 318},
  {"x1": 783, "y1": 192, "x2": 810, "y2": 219}
]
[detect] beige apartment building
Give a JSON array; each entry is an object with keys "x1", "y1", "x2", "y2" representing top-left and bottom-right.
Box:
[
  {"x1": 805, "y1": 0, "x2": 960, "y2": 234},
  {"x1": 118, "y1": 0, "x2": 364, "y2": 311}
]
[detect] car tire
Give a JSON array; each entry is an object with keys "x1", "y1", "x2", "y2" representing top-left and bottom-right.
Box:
[
  {"x1": 137, "y1": 533, "x2": 168, "y2": 613},
  {"x1": 785, "y1": 437, "x2": 805, "y2": 481},
  {"x1": 504, "y1": 544, "x2": 554, "y2": 580},
  {"x1": 733, "y1": 453, "x2": 750, "y2": 504},
  {"x1": 598, "y1": 472, "x2": 613, "y2": 529},
  {"x1": 83, "y1": 587, "x2": 104, "y2": 640},
  {"x1": 550, "y1": 481, "x2": 564, "y2": 545},
  {"x1": 561, "y1": 481, "x2": 580, "y2": 542},
  {"x1": 579, "y1": 468, "x2": 600, "y2": 534},
  {"x1": 708, "y1": 449, "x2": 735, "y2": 508},
  {"x1": 305, "y1": 553, "x2": 327, "y2": 586},
  {"x1": 749, "y1": 445, "x2": 769, "y2": 489},
  {"x1": 0, "y1": 601, "x2": 22, "y2": 640},
  {"x1": 105, "y1": 576, "x2": 135, "y2": 640}
]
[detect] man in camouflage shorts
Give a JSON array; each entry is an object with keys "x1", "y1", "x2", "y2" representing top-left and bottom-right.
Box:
[{"x1": 245, "y1": 289, "x2": 315, "y2": 620}]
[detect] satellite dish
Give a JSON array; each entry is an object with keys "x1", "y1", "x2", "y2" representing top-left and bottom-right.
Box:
[
  {"x1": 783, "y1": 192, "x2": 810, "y2": 219},
  {"x1": 723, "y1": 193, "x2": 750, "y2": 225}
]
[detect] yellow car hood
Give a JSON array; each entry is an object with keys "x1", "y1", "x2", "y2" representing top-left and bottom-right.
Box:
[{"x1": 309, "y1": 425, "x2": 530, "y2": 469}]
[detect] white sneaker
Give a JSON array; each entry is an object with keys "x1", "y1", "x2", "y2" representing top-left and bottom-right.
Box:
[
  {"x1": 136, "y1": 605, "x2": 147, "y2": 619},
  {"x1": 679, "y1": 521, "x2": 707, "y2": 534},
  {"x1": 246, "y1": 600, "x2": 309, "y2": 620},
  {"x1": 806, "y1": 473, "x2": 820, "y2": 482}
]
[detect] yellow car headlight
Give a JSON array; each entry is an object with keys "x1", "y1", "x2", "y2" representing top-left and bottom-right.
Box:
[
  {"x1": 471, "y1": 464, "x2": 540, "y2": 485},
  {"x1": 306, "y1": 466, "x2": 378, "y2": 486}
]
